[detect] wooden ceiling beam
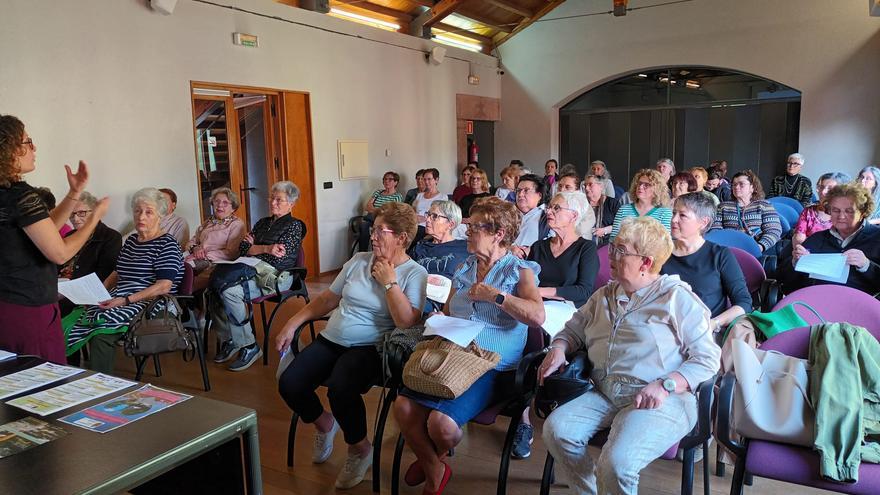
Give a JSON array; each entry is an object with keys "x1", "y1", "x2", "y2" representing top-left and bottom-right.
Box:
[
  {"x1": 454, "y1": 9, "x2": 513, "y2": 32},
  {"x1": 482, "y1": 0, "x2": 532, "y2": 18},
  {"x1": 434, "y1": 22, "x2": 492, "y2": 44},
  {"x1": 423, "y1": 0, "x2": 471, "y2": 28},
  {"x1": 492, "y1": 0, "x2": 564, "y2": 48},
  {"x1": 405, "y1": 0, "x2": 434, "y2": 7},
  {"x1": 330, "y1": 0, "x2": 414, "y2": 22}
]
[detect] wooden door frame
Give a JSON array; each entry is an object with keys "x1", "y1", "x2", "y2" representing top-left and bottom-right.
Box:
[{"x1": 190, "y1": 81, "x2": 320, "y2": 278}]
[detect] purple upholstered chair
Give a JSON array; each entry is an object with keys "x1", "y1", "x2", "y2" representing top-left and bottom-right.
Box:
[
  {"x1": 718, "y1": 325, "x2": 880, "y2": 494},
  {"x1": 594, "y1": 244, "x2": 612, "y2": 291},
  {"x1": 729, "y1": 246, "x2": 780, "y2": 312},
  {"x1": 772, "y1": 285, "x2": 880, "y2": 332},
  {"x1": 705, "y1": 229, "x2": 763, "y2": 259}
]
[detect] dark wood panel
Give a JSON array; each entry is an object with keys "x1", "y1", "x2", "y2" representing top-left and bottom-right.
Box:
[{"x1": 683, "y1": 107, "x2": 710, "y2": 169}]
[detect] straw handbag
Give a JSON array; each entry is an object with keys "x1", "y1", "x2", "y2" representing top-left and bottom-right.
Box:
[{"x1": 403, "y1": 337, "x2": 500, "y2": 399}]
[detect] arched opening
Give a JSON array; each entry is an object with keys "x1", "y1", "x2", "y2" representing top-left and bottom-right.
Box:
[{"x1": 559, "y1": 67, "x2": 801, "y2": 188}]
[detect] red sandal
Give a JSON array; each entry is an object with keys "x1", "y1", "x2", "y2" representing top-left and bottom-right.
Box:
[{"x1": 422, "y1": 462, "x2": 452, "y2": 495}]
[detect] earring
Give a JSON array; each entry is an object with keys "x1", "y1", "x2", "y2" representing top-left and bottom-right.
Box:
[{"x1": 640, "y1": 272, "x2": 645, "y2": 277}]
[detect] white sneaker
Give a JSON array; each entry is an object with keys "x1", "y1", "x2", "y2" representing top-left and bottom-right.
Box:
[
  {"x1": 335, "y1": 450, "x2": 373, "y2": 489},
  {"x1": 312, "y1": 420, "x2": 339, "y2": 464}
]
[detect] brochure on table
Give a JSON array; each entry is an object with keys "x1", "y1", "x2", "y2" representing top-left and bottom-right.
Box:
[
  {"x1": 7, "y1": 373, "x2": 137, "y2": 417},
  {"x1": 0, "y1": 417, "x2": 68, "y2": 459},
  {"x1": 60, "y1": 384, "x2": 192, "y2": 433},
  {"x1": 0, "y1": 362, "x2": 84, "y2": 400}
]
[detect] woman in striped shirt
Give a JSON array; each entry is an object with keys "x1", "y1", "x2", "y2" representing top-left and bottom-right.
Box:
[
  {"x1": 609, "y1": 169, "x2": 672, "y2": 240},
  {"x1": 64, "y1": 188, "x2": 183, "y2": 374},
  {"x1": 357, "y1": 171, "x2": 403, "y2": 252},
  {"x1": 710, "y1": 170, "x2": 782, "y2": 252}
]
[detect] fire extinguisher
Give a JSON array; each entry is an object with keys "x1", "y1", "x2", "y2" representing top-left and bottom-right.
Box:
[{"x1": 468, "y1": 141, "x2": 479, "y2": 164}]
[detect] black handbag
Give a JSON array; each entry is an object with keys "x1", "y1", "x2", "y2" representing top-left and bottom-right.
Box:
[
  {"x1": 210, "y1": 262, "x2": 257, "y2": 292},
  {"x1": 534, "y1": 351, "x2": 594, "y2": 418},
  {"x1": 123, "y1": 295, "x2": 192, "y2": 357}
]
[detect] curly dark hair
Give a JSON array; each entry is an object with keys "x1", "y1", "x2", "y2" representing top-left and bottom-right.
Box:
[
  {"x1": 0, "y1": 115, "x2": 26, "y2": 187},
  {"x1": 731, "y1": 170, "x2": 765, "y2": 201}
]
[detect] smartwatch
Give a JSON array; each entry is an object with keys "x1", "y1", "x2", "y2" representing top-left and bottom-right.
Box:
[
  {"x1": 660, "y1": 376, "x2": 676, "y2": 394},
  {"x1": 494, "y1": 292, "x2": 506, "y2": 305}
]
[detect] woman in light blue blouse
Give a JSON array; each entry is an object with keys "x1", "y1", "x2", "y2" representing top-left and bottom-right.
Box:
[{"x1": 393, "y1": 196, "x2": 545, "y2": 494}]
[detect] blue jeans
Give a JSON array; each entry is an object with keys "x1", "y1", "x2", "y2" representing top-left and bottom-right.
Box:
[
  {"x1": 213, "y1": 277, "x2": 292, "y2": 348},
  {"x1": 542, "y1": 388, "x2": 697, "y2": 495}
]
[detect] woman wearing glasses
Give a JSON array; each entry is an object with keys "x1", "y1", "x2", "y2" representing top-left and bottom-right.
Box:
[
  {"x1": 357, "y1": 171, "x2": 403, "y2": 252},
  {"x1": 394, "y1": 196, "x2": 545, "y2": 494},
  {"x1": 458, "y1": 168, "x2": 493, "y2": 220},
  {"x1": 58, "y1": 191, "x2": 122, "y2": 316},
  {"x1": 609, "y1": 169, "x2": 672, "y2": 240},
  {"x1": 0, "y1": 115, "x2": 110, "y2": 363},
  {"x1": 410, "y1": 200, "x2": 469, "y2": 281},
  {"x1": 276, "y1": 202, "x2": 426, "y2": 490},
  {"x1": 710, "y1": 170, "x2": 782, "y2": 253},
  {"x1": 184, "y1": 187, "x2": 246, "y2": 291},
  {"x1": 540, "y1": 216, "x2": 720, "y2": 495}
]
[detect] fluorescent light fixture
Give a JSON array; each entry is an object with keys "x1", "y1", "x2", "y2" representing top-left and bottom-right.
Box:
[
  {"x1": 433, "y1": 35, "x2": 482, "y2": 52},
  {"x1": 193, "y1": 88, "x2": 231, "y2": 97},
  {"x1": 637, "y1": 73, "x2": 648, "y2": 78},
  {"x1": 685, "y1": 80, "x2": 700, "y2": 89},
  {"x1": 329, "y1": 8, "x2": 400, "y2": 31},
  {"x1": 659, "y1": 76, "x2": 669, "y2": 83}
]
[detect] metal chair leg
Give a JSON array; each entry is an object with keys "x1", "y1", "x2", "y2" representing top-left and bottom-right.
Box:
[
  {"x1": 153, "y1": 355, "x2": 162, "y2": 377},
  {"x1": 681, "y1": 446, "x2": 696, "y2": 495},
  {"x1": 258, "y1": 302, "x2": 269, "y2": 365},
  {"x1": 287, "y1": 413, "x2": 299, "y2": 467},
  {"x1": 391, "y1": 433, "x2": 405, "y2": 495},
  {"x1": 703, "y1": 440, "x2": 711, "y2": 495},
  {"x1": 496, "y1": 411, "x2": 523, "y2": 495},
  {"x1": 730, "y1": 455, "x2": 747, "y2": 495},
  {"x1": 716, "y1": 444, "x2": 726, "y2": 477},
  {"x1": 134, "y1": 356, "x2": 148, "y2": 381},
  {"x1": 193, "y1": 330, "x2": 211, "y2": 391},
  {"x1": 372, "y1": 389, "x2": 396, "y2": 493},
  {"x1": 540, "y1": 453, "x2": 554, "y2": 495}
]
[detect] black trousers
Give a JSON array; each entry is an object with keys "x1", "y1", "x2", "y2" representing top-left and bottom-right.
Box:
[{"x1": 278, "y1": 335, "x2": 381, "y2": 444}]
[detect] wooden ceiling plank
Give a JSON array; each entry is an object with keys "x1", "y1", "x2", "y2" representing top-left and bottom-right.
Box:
[
  {"x1": 454, "y1": 9, "x2": 513, "y2": 32},
  {"x1": 492, "y1": 0, "x2": 564, "y2": 48},
  {"x1": 330, "y1": 0, "x2": 414, "y2": 22},
  {"x1": 434, "y1": 22, "x2": 492, "y2": 44},
  {"x1": 404, "y1": 0, "x2": 433, "y2": 7},
  {"x1": 482, "y1": 0, "x2": 532, "y2": 18},
  {"x1": 423, "y1": 0, "x2": 470, "y2": 28}
]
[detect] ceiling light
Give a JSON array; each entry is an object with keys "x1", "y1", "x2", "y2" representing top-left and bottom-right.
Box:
[
  {"x1": 685, "y1": 80, "x2": 700, "y2": 89},
  {"x1": 433, "y1": 35, "x2": 482, "y2": 52},
  {"x1": 659, "y1": 76, "x2": 669, "y2": 83},
  {"x1": 329, "y1": 8, "x2": 400, "y2": 31},
  {"x1": 637, "y1": 73, "x2": 648, "y2": 78}
]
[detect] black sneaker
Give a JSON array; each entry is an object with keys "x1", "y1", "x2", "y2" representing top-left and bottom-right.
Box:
[
  {"x1": 213, "y1": 340, "x2": 240, "y2": 363},
  {"x1": 510, "y1": 423, "x2": 533, "y2": 459},
  {"x1": 229, "y1": 344, "x2": 263, "y2": 372}
]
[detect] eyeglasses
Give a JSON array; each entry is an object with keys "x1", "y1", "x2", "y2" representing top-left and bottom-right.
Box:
[
  {"x1": 212, "y1": 200, "x2": 232, "y2": 207},
  {"x1": 547, "y1": 204, "x2": 576, "y2": 214},
  {"x1": 270, "y1": 196, "x2": 289, "y2": 204},
  {"x1": 828, "y1": 208, "x2": 856, "y2": 217},
  {"x1": 369, "y1": 226, "x2": 397, "y2": 237},
  {"x1": 69, "y1": 210, "x2": 92, "y2": 219},
  {"x1": 608, "y1": 244, "x2": 647, "y2": 260},
  {"x1": 636, "y1": 182, "x2": 654, "y2": 189},
  {"x1": 466, "y1": 223, "x2": 495, "y2": 235},
  {"x1": 21, "y1": 138, "x2": 34, "y2": 149},
  {"x1": 425, "y1": 212, "x2": 448, "y2": 222},
  {"x1": 383, "y1": 177, "x2": 397, "y2": 182},
  {"x1": 731, "y1": 181, "x2": 751, "y2": 189},
  {"x1": 787, "y1": 161, "x2": 803, "y2": 166}
]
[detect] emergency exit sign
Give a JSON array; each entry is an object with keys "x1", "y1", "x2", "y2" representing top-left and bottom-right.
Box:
[
  {"x1": 465, "y1": 120, "x2": 474, "y2": 134},
  {"x1": 233, "y1": 32, "x2": 259, "y2": 48}
]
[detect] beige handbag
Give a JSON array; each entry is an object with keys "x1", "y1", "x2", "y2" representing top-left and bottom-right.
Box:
[
  {"x1": 730, "y1": 339, "x2": 815, "y2": 446},
  {"x1": 403, "y1": 337, "x2": 500, "y2": 399}
]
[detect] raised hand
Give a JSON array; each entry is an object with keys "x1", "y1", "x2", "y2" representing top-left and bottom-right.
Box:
[{"x1": 65, "y1": 160, "x2": 89, "y2": 196}]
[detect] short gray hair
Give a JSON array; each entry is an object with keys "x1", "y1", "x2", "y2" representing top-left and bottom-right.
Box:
[
  {"x1": 210, "y1": 187, "x2": 241, "y2": 210},
  {"x1": 430, "y1": 200, "x2": 462, "y2": 229},
  {"x1": 590, "y1": 160, "x2": 611, "y2": 179},
  {"x1": 271, "y1": 181, "x2": 300, "y2": 202},
  {"x1": 674, "y1": 192, "x2": 717, "y2": 234},
  {"x1": 818, "y1": 172, "x2": 850, "y2": 185},
  {"x1": 77, "y1": 191, "x2": 98, "y2": 209},
  {"x1": 787, "y1": 153, "x2": 805, "y2": 164},
  {"x1": 656, "y1": 158, "x2": 675, "y2": 171},
  {"x1": 554, "y1": 191, "x2": 594, "y2": 238},
  {"x1": 131, "y1": 187, "x2": 169, "y2": 216}
]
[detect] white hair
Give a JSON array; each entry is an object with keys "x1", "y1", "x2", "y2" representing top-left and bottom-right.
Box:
[
  {"x1": 555, "y1": 191, "x2": 595, "y2": 238},
  {"x1": 131, "y1": 187, "x2": 168, "y2": 216},
  {"x1": 788, "y1": 153, "x2": 805, "y2": 164}
]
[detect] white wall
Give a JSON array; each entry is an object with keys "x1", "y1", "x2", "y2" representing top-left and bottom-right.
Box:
[
  {"x1": 0, "y1": 0, "x2": 500, "y2": 271},
  {"x1": 496, "y1": 0, "x2": 880, "y2": 182}
]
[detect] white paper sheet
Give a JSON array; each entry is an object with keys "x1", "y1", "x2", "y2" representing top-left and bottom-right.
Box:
[
  {"x1": 795, "y1": 253, "x2": 849, "y2": 284},
  {"x1": 422, "y1": 314, "x2": 485, "y2": 347},
  {"x1": 0, "y1": 362, "x2": 85, "y2": 400},
  {"x1": 541, "y1": 300, "x2": 578, "y2": 338},
  {"x1": 213, "y1": 256, "x2": 262, "y2": 267},
  {"x1": 426, "y1": 275, "x2": 452, "y2": 304},
  {"x1": 0, "y1": 350, "x2": 15, "y2": 362},
  {"x1": 57, "y1": 273, "x2": 112, "y2": 305},
  {"x1": 7, "y1": 373, "x2": 137, "y2": 417}
]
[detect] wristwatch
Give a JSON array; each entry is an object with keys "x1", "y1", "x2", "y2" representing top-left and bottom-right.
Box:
[
  {"x1": 494, "y1": 292, "x2": 506, "y2": 305},
  {"x1": 660, "y1": 376, "x2": 676, "y2": 394},
  {"x1": 383, "y1": 281, "x2": 398, "y2": 292}
]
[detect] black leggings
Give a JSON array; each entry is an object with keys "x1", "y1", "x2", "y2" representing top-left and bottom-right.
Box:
[{"x1": 278, "y1": 335, "x2": 381, "y2": 444}]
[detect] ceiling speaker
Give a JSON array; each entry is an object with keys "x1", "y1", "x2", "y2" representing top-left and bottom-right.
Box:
[
  {"x1": 428, "y1": 46, "x2": 447, "y2": 65},
  {"x1": 150, "y1": 0, "x2": 178, "y2": 15}
]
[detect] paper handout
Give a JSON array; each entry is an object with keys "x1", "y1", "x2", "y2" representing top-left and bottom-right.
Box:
[
  {"x1": 541, "y1": 300, "x2": 578, "y2": 338},
  {"x1": 0, "y1": 362, "x2": 84, "y2": 400},
  {"x1": 426, "y1": 275, "x2": 452, "y2": 304},
  {"x1": 58, "y1": 273, "x2": 112, "y2": 305},
  {"x1": 7, "y1": 373, "x2": 137, "y2": 417},
  {"x1": 422, "y1": 314, "x2": 485, "y2": 347},
  {"x1": 795, "y1": 253, "x2": 849, "y2": 284},
  {"x1": 60, "y1": 385, "x2": 192, "y2": 433},
  {"x1": 0, "y1": 417, "x2": 68, "y2": 459},
  {"x1": 213, "y1": 256, "x2": 261, "y2": 267}
]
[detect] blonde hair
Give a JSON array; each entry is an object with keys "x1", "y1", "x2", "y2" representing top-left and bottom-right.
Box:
[
  {"x1": 470, "y1": 168, "x2": 491, "y2": 193},
  {"x1": 615, "y1": 216, "x2": 673, "y2": 274},
  {"x1": 628, "y1": 169, "x2": 671, "y2": 207},
  {"x1": 823, "y1": 183, "x2": 875, "y2": 220}
]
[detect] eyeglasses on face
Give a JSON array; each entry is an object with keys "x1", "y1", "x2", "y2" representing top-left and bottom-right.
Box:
[
  {"x1": 369, "y1": 226, "x2": 397, "y2": 237},
  {"x1": 636, "y1": 181, "x2": 654, "y2": 189},
  {"x1": 69, "y1": 210, "x2": 92, "y2": 219},
  {"x1": 465, "y1": 223, "x2": 495, "y2": 235},
  {"x1": 270, "y1": 196, "x2": 290, "y2": 204},
  {"x1": 21, "y1": 138, "x2": 35, "y2": 148},
  {"x1": 425, "y1": 212, "x2": 448, "y2": 222},
  {"x1": 828, "y1": 208, "x2": 856, "y2": 217},
  {"x1": 547, "y1": 204, "x2": 576, "y2": 214},
  {"x1": 608, "y1": 244, "x2": 647, "y2": 260},
  {"x1": 212, "y1": 200, "x2": 232, "y2": 207}
]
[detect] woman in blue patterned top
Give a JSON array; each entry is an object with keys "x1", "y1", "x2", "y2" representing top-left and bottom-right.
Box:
[
  {"x1": 710, "y1": 170, "x2": 782, "y2": 252},
  {"x1": 394, "y1": 196, "x2": 544, "y2": 494},
  {"x1": 64, "y1": 188, "x2": 183, "y2": 374},
  {"x1": 609, "y1": 169, "x2": 672, "y2": 240}
]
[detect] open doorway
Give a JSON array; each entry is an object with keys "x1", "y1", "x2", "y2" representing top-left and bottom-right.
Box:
[{"x1": 190, "y1": 83, "x2": 319, "y2": 277}]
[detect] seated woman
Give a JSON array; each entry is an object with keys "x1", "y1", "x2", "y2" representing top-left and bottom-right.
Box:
[
  {"x1": 410, "y1": 199, "x2": 469, "y2": 281},
  {"x1": 792, "y1": 172, "x2": 851, "y2": 249},
  {"x1": 528, "y1": 191, "x2": 598, "y2": 308},
  {"x1": 662, "y1": 193, "x2": 751, "y2": 332},
  {"x1": 705, "y1": 168, "x2": 732, "y2": 203},
  {"x1": 689, "y1": 167, "x2": 720, "y2": 207},
  {"x1": 158, "y1": 188, "x2": 190, "y2": 248},
  {"x1": 583, "y1": 174, "x2": 619, "y2": 247},
  {"x1": 669, "y1": 171, "x2": 698, "y2": 201},
  {"x1": 356, "y1": 171, "x2": 403, "y2": 252},
  {"x1": 494, "y1": 165, "x2": 520, "y2": 203},
  {"x1": 541, "y1": 217, "x2": 721, "y2": 494},
  {"x1": 610, "y1": 169, "x2": 672, "y2": 240},
  {"x1": 710, "y1": 170, "x2": 782, "y2": 253},
  {"x1": 792, "y1": 183, "x2": 880, "y2": 295},
  {"x1": 211, "y1": 181, "x2": 305, "y2": 372},
  {"x1": 556, "y1": 172, "x2": 580, "y2": 193},
  {"x1": 58, "y1": 191, "x2": 123, "y2": 316},
  {"x1": 184, "y1": 187, "x2": 246, "y2": 291},
  {"x1": 64, "y1": 188, "x2": 183, "y2": 374},
  {"x1": 856, "y1": 166, "x2": 880, "y2": 225},
  {"x1": 458, "y1": 168, "x2": 492, "y2": 220},
  {"x1": 276, "y1": 202, "x2": 426, "y2": 490},
  {"x1": 393, "y1": 196, "x2": 545, "y2": 494},
  {"x1": 451, "y1": 165, "x2": 474, "y2": 204}
]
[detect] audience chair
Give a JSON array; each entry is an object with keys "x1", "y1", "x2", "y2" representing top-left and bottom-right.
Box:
[
  {"x1": 594, "y1": 244, "x2": 612, "y2": 291},
  {"x1": 728, "y1": 246, "x2": 780, "y2": 312},
  {"x1": 771, "y1": 285, "x2": 880, "y2": 332},
  {"x1": 284, "y1": 317, "x2": 399, "y2": 494},
  {"x1": 771, "y1": 202, "x2": 799, "y2": 233},
  {"x1": 717, "y1": 326, "x2": 880, "y2": 494},
  {"x1": 705, "y1": 230, "x2": 763, "y2": 259},
  {"x1": 350, "y1": 215, "x2": 366, "y2": 257},
  {"x1": 133, "y1": 263, "x2": 211, "y2": 391},
  {"x1": 539, "y1": 376, "x2": 716, "y2": 495},
  {"x1": 776, "y1": 211, "x2": 792, "y2": 238},
  {"x1": 389, "y1": 326, "x2": 547, "y2": 495},
  {"x1": 767, "y1": 196, "x2": 804, "y2": 215}
]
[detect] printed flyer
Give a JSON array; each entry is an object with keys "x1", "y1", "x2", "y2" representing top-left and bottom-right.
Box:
[
  {"x1": 7, "y1": 373, "x2": 137, "y2": 417},
  {"x1": 0, "y1": 417, "x2": 68, "y2": 459},
  {"x1": 59, "y1": 385, "x2": 192, "y2": 433}
]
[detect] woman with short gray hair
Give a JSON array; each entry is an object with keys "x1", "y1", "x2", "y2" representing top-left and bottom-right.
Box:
[
  {"x1": 662, "y1": 192, "x2": 751, "y2": 333},
  {"x1": 409, "y1": 199, "x2": 469, "y2": 282},
  {"x1": 768, "y1": 153, "x2": 814, "y2": 206},
  {"x1": 792, "y1": 171, "x2": 851, "y2": 248},
  {"x1": 185, "y1": 187, "x2": 246, "y2": 290},
  {"x1": 210, "y1": 181, "x2": 305, "y2": 371},
  {"x1": 64, "y1": 187, "x2": 184, "y2": 374}
]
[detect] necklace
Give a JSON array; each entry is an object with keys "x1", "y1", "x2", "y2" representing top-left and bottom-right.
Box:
[{"x1": 781, "y1": 175, "x2": 799, "y2": 195}]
